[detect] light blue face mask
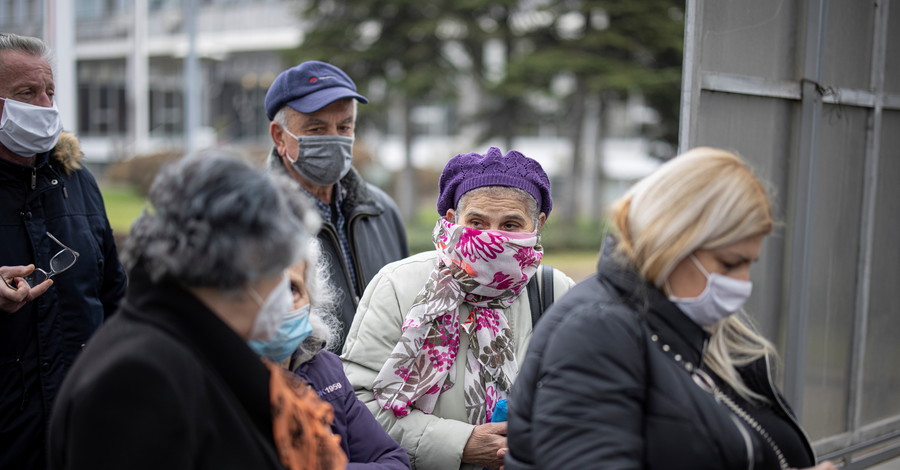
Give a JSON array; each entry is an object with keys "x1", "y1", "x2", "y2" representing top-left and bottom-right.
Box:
[{"x1": 248, "y1": 304, "x2": 313, "y2": 363}]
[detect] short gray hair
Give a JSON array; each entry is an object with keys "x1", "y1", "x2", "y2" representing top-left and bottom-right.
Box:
[
  {"x1": 271, "y1": 100, "x2": 356, "y2": 127},
  {"x1": 122, "y1": 150, "x2": 318, "y2": 289},
  {"x1": 272, "y1": 107, "x2": 292, "y2": 128},
  {"x1": 0, "y1": 33, "x2": 54, "y2": 72},
  {"x1": 456, "y1": 186, "x2": 540, "y2": 229}
]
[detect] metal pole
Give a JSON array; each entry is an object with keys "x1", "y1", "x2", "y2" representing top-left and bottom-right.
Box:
[
  {"x1": 580, "y1": 93, "x2": 601, "y2": 217},
  {"x1": 677, "y1": 0, "x2": 702, "y2": 152},
  {"x1": 129, "y1": 0, "x2": 149, "y2": 156},
  {"x1": 848, "y1": 0, "x2": 889, "y2": 434},
  {"x1": 783, "y1": 0, "x2": 828, "y2": 417},
  {"x1": 44, "y1": 0, "x2": 76, "y2": 135},
  {"x1": 184, "y1": 0, "x2": 200, "y2": 154}
]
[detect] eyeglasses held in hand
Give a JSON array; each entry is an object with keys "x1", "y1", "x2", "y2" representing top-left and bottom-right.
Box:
[{"x1": 25, "y1": 232, "x2": 80, "y2": 286}]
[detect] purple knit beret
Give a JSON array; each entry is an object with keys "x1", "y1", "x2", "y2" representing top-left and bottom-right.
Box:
[{"x1": 437, "y1": 146, "x2": 552, "y2": 216}]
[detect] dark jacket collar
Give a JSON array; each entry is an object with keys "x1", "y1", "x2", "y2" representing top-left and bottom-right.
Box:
[
  {"x1": 596, "y1": 235, "x2": 710, "y2": 366},
  {"x1": 0, "y1": 132, "x2": 83, "y2": 177},
  {"x1": 120, "y1": 264, "x2": 274, "y2": 442},
  {"x1": 0, "y1": 149, "x2": 49, "y2": 176}
]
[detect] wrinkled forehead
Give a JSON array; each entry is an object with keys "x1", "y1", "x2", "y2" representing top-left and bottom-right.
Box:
[
  {"x1": 0, "y1": 49, "x2": 51, "y2": 73},
  {"x1": 0, "y1": 50, "x2": 53, "y2": 91}
]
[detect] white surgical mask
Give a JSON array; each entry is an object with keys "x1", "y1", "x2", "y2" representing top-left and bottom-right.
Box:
[
  {"x1": 668, "y1": 255, "x2": 752, "y2": 326},
  {"x1": 282, "y1": 126, "x2": 353, "y2": 186},
  {"x1": 247, "y1": 274, "x2": 293, "y2": 341},
  {"x1": 0, "y1": 98, "x2": 63, "y2": 157}
]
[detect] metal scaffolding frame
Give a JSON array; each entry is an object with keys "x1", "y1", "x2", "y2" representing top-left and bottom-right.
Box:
[{"x1": 680, "y1": 0, "x2": 900, "y2": 468}]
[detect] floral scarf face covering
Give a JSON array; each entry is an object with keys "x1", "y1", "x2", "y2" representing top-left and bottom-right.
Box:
[{"x1": 373, "y1": 218, "x2": 543, "y2": 424}]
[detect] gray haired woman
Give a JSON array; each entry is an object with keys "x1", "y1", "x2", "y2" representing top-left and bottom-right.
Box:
[
  {"x1": 280, "y1": 239, "x2": 411, "y2": 469},
  {"x1": 48, "y1": 152, "x2": 346, "y2": 470}
]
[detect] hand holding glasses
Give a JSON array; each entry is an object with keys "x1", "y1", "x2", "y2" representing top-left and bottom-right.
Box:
[
  {"x1": 0, "y1": 232, "x2": 75, "y2": 312},
  {"x1": 23, "y1": 232, "x2": 80, "y2": 286}
]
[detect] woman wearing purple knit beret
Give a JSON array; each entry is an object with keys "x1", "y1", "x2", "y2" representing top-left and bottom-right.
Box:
[{"x1": 341, "y1": 147, "x2": 575, "y2": 470}]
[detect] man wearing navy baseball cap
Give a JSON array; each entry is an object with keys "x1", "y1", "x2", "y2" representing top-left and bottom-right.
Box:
[{"x1": 265, "y1": 60, "x2": 408, "y2": 349}]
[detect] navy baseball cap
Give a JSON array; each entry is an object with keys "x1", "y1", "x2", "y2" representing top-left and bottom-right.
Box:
[{"x1": 264, "y1": 60, "x2": 368, "y2": 120}]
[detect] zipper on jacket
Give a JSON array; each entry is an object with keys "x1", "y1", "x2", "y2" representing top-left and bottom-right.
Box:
[
  {"x1": 764, "y1": 354, "x2": 817, "y2": 462},
  {"x1": 698, "y1": 338, "x2": 756, "y2": 469},
  {"x1": 656, "y1": 333, "x2": 759, "y2": 470},
  {"x1": 729, "y1": 414, "x2": 756, "y2": 470},
  {"x1": 345, "y1": 210, "x2": 379, "y2": 296}
]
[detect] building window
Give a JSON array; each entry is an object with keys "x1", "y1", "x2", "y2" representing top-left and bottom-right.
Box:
[
  {"x1": 77, "y1": 60, "x2": 128, "y2": 137},
  {"x1": 150, "y1": 89, "x2": 183, "y2": 135}
]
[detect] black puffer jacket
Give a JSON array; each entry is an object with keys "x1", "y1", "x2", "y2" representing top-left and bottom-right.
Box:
[
  {"x1": 268, "y1": 149, "x2": 408, "y2": 347},
  {"x1": 0, "y1": 133, "x2": 127, "y2": 469},
  {"x1": 506, "y1": 237, "x2": 815, "y2": 470}
]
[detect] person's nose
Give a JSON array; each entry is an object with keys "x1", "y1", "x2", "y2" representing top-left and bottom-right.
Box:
[
  {"x1": 34, "y1": 92, "x2": 53, "y2": 108},
  {"x1": 730, "y1": 266, "x2": 752, "y2": 282}
]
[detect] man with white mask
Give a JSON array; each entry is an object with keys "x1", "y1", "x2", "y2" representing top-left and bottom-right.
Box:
[
  {"x1": 264, "y1": 60, "x2": 408, "y2": 350},
  {"x1": 0, "y1": 33, "x2": 126, "y2": 470}
]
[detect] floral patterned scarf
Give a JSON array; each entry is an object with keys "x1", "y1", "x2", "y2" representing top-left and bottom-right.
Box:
[{"x1": 373, "y1": 218, "x2": 543, "y2": 424}]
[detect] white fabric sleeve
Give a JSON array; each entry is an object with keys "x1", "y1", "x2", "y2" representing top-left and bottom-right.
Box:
[{"x1": 342, "y1": 266, "x2": 475, "y2": 470}]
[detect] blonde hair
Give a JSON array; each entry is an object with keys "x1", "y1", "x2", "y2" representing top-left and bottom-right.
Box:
[{"x1": 610, "y1": 147, "x2": 777, "y2": 402}]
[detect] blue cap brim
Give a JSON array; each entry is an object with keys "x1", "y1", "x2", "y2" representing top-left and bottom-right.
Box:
[{"x1": 286, "y1": 87, "x2": 369, "y2": 114}]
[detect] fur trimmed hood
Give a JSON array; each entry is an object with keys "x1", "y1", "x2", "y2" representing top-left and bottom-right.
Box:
[{"x1": 49, "y1": 132, "x2": 83, "y2": 175}]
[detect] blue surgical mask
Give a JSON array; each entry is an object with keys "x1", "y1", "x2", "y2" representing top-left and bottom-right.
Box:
[
  {"x1": 282, "y1": 126, "x2": 353, "y2": 186},
  {"x1": 247, "y1": 274, "x2": 292, "y2": 342},
  {"x1": 248, "y1": 304, "x2": 313, "y2": 363}
]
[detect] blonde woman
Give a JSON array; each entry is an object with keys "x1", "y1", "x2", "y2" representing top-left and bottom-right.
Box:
[{"x1": 505, "y1": 148, "x2": 835, "y2": 470}]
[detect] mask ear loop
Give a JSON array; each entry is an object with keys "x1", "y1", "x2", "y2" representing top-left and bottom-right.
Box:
[
  {"x1": 279, "y1": 125, "x2": 300, "y2": 163},
  {"x1": 0, "y1": 97, "x2": 8, "y2": 126},
  {"x1": 689, "y1": 254, "x2": 711, "y2": 278},
  {"x1": 665, "y1": 253, "x2": 710, "y2": 298},
  {"x1": 246, "y1": 286, "x2": 265, "y2": 307}
]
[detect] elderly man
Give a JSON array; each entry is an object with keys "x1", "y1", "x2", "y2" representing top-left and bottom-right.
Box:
[
  {"x1": 0, "y1": 33, "x2": 127, "y2": 469},
  {"x1": 342, "y1": 147, "x2": 575, "y2": 470},
  {"x1": 265, "y1": 60, "x2": 408, "y2": 348}
]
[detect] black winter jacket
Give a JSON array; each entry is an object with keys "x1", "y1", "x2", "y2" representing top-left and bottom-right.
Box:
[
  {"x1": 48, "y1": 266, "x2": 285, "y2": 470},
  {"x1": 0, "y1": 134, "x2": 127, "y2": 470},
  {"x1": 506, "y1": 238, "x2": 815, "y2": 470},
  {"x1": 268, "y1": 149, "x2": 408, "y2": 347}
]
